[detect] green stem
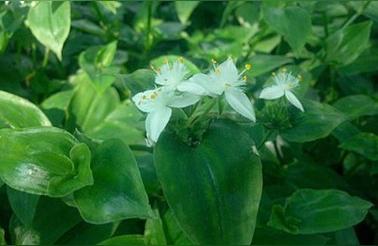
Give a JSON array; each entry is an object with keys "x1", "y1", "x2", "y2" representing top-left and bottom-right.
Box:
[
  {"x1": 129, "y1": 144, "x2": 153, "y2": 153},
  {"x1": 145, "y1": 0, "x2": 153, "y2": 52},
  {"x1": 187, "y1": 99, "x2": 216, "y2": 127},
  {"x1": 273, "y1": 139, "x2": 284, "y2": 165},
  {"x1": 257, "y1": 130, "x2": 274, "y2": 150},
  {"x1": 42, "y1": 48, "x2": 50, "y2": 67}
]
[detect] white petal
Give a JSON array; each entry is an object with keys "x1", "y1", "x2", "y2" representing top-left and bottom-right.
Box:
[
  {"x1": 146, "y1": 107, "x2": 172, "y2": 143},
  {"x1": 168, "y1": 93, "x2": 200, "y2": 108},
  {"x1": 285, "y1": 90, "x2": 304, "y2": 112},
  {"x1": 217, "y1": 58, "x2": 239, "y2": 83},
  {"x1": 132, "y1": 89, "x2": 160, "y2": 112},
  {"x1": 259, "y1": 85, "x2": 284, "y2": 100},
  {"x1": 225, "y1": 87, "x2": 256, "y2": 121},
  {"x1": 177, "y1": 80, "x2": 207, "y2": 96}
]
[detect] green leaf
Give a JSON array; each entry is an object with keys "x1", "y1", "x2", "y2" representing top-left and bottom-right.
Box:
[
  {"x1": 61, "y1": 222, "x2": 118, "y2": 245},
  {"x1": 67, "y1": 72, "x2": 120, "y2": 133},
  {"x1": 262, "y1": 5, "x2": 311, "y2": 52},
  {"x1": 340, "y1": 132, "x2": 378, "y2": 161},
  {"x1": 99, "y1": 235, "x2": 146, "y2": 245},
  {"x1": 79, "y1": 43, "x2": 120, "y2": 93},
  {"x1": 144, "y1": 209, "x2": 167, "y2": 245},
  {"x1": 325, "y1": 21, "x2": 372, "y2": 66},
  {"x1": 0, "y1": 90, "x2": 51, "y2": 128},
  {"x1": 0, "y1": 127, "x2": 93, "y2": 197},
  {"x1": 150, "y1": 55, "x2": 200, "y2": 75},
  {"x1": 74, "y1": 139, "x2": 152, "y2": 224},
  {"x1": 161, "y1": 209, "x2": 192, "y2": 245},
  {"x1": 115, "y1": 69, "x2": 155, "y2": 96},
  {"x1": 268, "y1": 189, "x2": 373, "y2": 234},
  {"x1": 252, "y1": 227, "x2": 330, "y2": 245},
  {"x1": 281, "y1": 100, "x2": 346, "y2": 143},
  {"x1": 175, "y1": 1, "x2": 199, "y2": 24},
  {"x1": 26, "y1": 1, "x2": 71, "y2": 60},
  {"x1": 247, "y1": 55, "x2": 293, "y2": 77},
  {"x1": 333, "y1": 95, "x2": 378, "y2": 120},
  {"x1": 154, "y1": 120, "x2": 262, "y2": 244},
  {"x1": 85, "y1": 101, "x2": 145, "y2": 145},
  {"x1": 0, "y1": 227, "x2": 5, "y2": 245},
  {"x1": 98, "y1": 1, "x2": 121, "y2": 15},
  {"x1": 41, "y1": 90, "x2": 74, "y2": 111},
  {"x1": 7, "y1": 187, "x2": 40, "y2": 226}
]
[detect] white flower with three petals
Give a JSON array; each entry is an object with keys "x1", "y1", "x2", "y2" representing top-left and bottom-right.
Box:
[
  {"x1": 153, "y1": 58, "x2": 190, "y2": 90},
  {"x1": 177, "y1": 58, "x2": 256, "y2": 121},
  {"x1": 132, "y1": 88, "x2": 199, "y2": 144},
  {"x1": 259, "y1": 71, "x2": 304, "y2": 112}
]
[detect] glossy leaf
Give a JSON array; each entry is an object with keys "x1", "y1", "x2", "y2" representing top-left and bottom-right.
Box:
[
  {"x1": 0, "y1": 127, "x2": 93, "y2": 197},
  {"x1": 340, "y1": 132, "x2": 378, "y2": 161},
  {"x1": 144, "y1": 209, "x2": 167, "y2": 245},
  {"x1": 61, "y1": 222, "x2": 118, "y2": 245},
  {"x1": 0, "y1": 90, "x2": 51, "y2": 128},
  {"x1": 281, "y1": 100, "x2": 346, "y2": 142},
  {"x1": 7, "y1": 187, "x2": 40, "y2": 226},
  {"x1": 27, "y1": 1, "x2": 71, "y2": 60},
  {"x1": 326, "y1": 21, "x2": 372, "y2": 66},
  {"x1": 268, "y1": 189, "x2": 373, "y2": 234},
  {"x1": 99, "y1": 235, "x2": 146, "y2": 245},
  {"x1": 262, "y1": 5, "x2": 311, "y2": 52},
  {"x1": 154, "y1": 120, "x2": 262, "y2": 244},
  {"x1": 74, "y1": 139, "x2": 152, "y2": 224},
  {"x1": 333, "y1": 95, "x2": 378, "y2": 120}
]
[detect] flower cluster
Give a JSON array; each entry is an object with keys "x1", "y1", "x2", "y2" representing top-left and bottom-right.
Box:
[{"x1": 132, "y1": 58, "x2": 304, "y2": 144}]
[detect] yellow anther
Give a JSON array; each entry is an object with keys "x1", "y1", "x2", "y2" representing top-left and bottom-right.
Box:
[
  {"x1": 281, "y1": 67, "x2": 287, "y2": 72},
  {"x1": 211, "y1": 58, "x2": 217, "y2": 64},
  {"x1": 297, "y1": 74, "x2": 302, "y2": 81},
  {"x1": 150, "y1": 65, "x2": 160, "y2": 74},
  {"x1": 215, "y1": 68, "x2": 221, "y2": 75},
  {"x1": 243, "y1": 75, "x2": 247, "y2": 81},
  {"x1": 272, "y1": 72, "x2": 276, "y2": 76},
  {"x1": 245, "y1": 64, "x2": 252, "y2": 70},
  {"x1": 164, "y1": 58, "x2": 169, "y2": 64},
  {"x1": 142, "y1": 95, "x2": 147, "y2": 100},
  {"x1": 150, "y1": 94, "x2": 157, "y2": 99},
  {"x1": 178, "y1": 57, "x2": 184, "y2": 63}
]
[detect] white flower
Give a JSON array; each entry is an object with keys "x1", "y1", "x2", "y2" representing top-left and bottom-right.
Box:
[
  {"x1": 153, "y1": 58, "x2": 189, "y2": 90},
  {"x1": 259, "y1": 71, "x2": 304, "y2": 112},
  {"x1": 132, "y1": 88, "x2": 199, "y2": 143},
  {"x1": 177, "y1": 58, "x2": 256, "y2": 121}
]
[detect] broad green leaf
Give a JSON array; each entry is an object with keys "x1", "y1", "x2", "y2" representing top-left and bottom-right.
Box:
[
  {"x1": 332, "y1": 227, "x2": 360, "y2": 246},
  {"x1": 325, "y1": 21, "x2": 372, "y2": 66},
  {"x1": 175, "y1": 1, "x2": 199, "y2": 24},
  {"x1": 67, "y1": 72, "x2": 120, "y2": 133},
  {"x1": 26, "y1": 1, "x2": 71, "y2": 60},
  {"x1": 0, "y1": 90, "x2": 51, "y2": 128},
  {"x1": 150, "y1": 55, "x2": 200, "y2": 75},
  {"x1": 154, "y1": 120, "x2": 262, "y2": 244},
  {"x1": 262, "y1": 5, "x2": 311, "y2": 52},
  {"x1": 85, "y1": 101, "x2": 145, "y2": 145},
  {"x1": 252, "y1": 227, "x2": 330, "y2": 245},
  {"x1": 61, "y1": 222, "x2": 118, "y2": 245},
  {"x1": 144, "y1": 209, "x2": 167, "y2": 245},
  {"x1": 247, "y1": 55, "x2": 292, "y2": 77},
  {"x1": 339, "y1": 48, "x2": 378, "y2": 75},
  {"x1": 281, "y1": 100, "x2": 346, "y2": 143},
  {"x1": 74, "y1": 139, "x2": 152, "y2": 224},
  {"x1": 95, "y1": 41, "x2": 118, "y2": 68},
  {"x1": 7, "y1": 187, "x2": 40, "y2": 226},
  {"x1": 41, "y1": 90, "x2": 74, "y2": 111},
  {"x1": 134, "y1": 151, "x2": 160, "y2": 196},
  {"x1": 268, "y1": 189, "x2": 373, "y2": 234},
  {"x1": 10, "y1": 197, "x2": 81, "y2": 244},
  {"x1": 332, "y1": 122, "x2": 360, "y2": 143},
  {"x1": 0, "y1": 127, "x2": 93, "y2": 197},
  {"x1": 99, "y1": 235, "x2": 146, "y2": 245},
  {"x1": 333, "y1": 95, "x2": 378, "y2": 120},
  {"x1": 161, "y1": 209, "x2": 192, "y2": 245},
  {"x1": 340, "y1": 132, "x2": 378, "y2": 161}
]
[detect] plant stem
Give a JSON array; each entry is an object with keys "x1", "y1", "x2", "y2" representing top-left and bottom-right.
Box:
[
  {"x1": 342, "y1": 0, "x2": 371, "y2": 29},
  {"x1": 187, "y1": 99, "x2": 216, "y2": 127},
  {"x1": 42, "y1": 48, "x2": 50, "y2": 67},
  {"x1": 273, "y1": 139, "x2": 284, "y2": 165},
  {"x1": 257, "y1": 130, "x2": 274, "y2": 150},
  {"x1": 129, "y1": 144, "x2": 153, "y2": 153}
]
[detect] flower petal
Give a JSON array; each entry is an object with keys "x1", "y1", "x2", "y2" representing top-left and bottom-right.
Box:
[
  {"x1": 146, "y1": 107, "x2": 172, "y2": 143},
  {"x1": 259, "y1": 85, "x2": 284, "y2": 100},
  {"x1": 285, "y1": 90, "x2": 304, "y2": 112},
  {"x1": 132, "y1": 89, "x2": 160, "y2": 112},
  {"x1": 178, "y1": 73, "x2": 223, "y2": 96},
  {"x1": 217, "y1": 58, "x2": 239, "y2": 84},
  {"x1": 177, "y1": 80, "x2": 207, "y2": 96},
  {"x1": 168, "y1": 93, "x2": 200, "y2": 108},
  {"x1": 225, "y1": 87, "x2": 256, "y2": 121}
]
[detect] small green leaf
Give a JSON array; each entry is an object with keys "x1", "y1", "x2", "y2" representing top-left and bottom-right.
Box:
[
  {"x1": 95, "y1": 41, "x2": 118, "y2": 68},
  {"x1": 0, "y1": 90, "x2": 51, "y2": 128},
  {"x1": 154, "y1": 120, "x2": 262, "y2": 244},
  {"x1": 144, "y1": 209, "x2": 167, "y2": 245},
  {"x1": 7, "y1": 187, "x2": 40, "y2": 226},
  {"x1": 115, "y1": 69, "x2": 155, "y2": 96},
  {"x1": 98, "y1": 1, "x2": 121, "y2": 15},
  {"x1": 281, "y1": 100, "x2": 346, "y2": 143},
  {"x1": 0, "y1": 227, "x2": 5, "y2": 245},
  {"x1": 262, "y1": 5, "x2": 311, "y2": 52},
  {"x1": 161, "y1": 209, "x2": 192, "y2": 245},
  {"x1": 99, "y1": 235, "x2": 146, "y2": 245},
  {"x1": 74, "y1": 139, "x2": 152, "y2": 224},
  {"x1": 333, "y1": 95, "x2": 378, "y2": 120},
  {"x1": 326, "y1": 21, "x2": 372, "y2": 66},
  {"x1": 340, "y1": 132, "x2": 378, "y2": 161},
  {"x1": 268, "y1": 189, "x2": 373, "y2": 234},
  {"x1": 0, "y1": 127, "x2": 93, "y2": 197},
  {"x1": 62, "y1": 222, "x2": 118, "y2": 245},
  {"x1": 27, "y1": 1, "x2": 71, "y2": 60},
  {"x1": 175, "y1": 1, "x2": 199, "y2": 24},
  {"x1": 247, "y1": 55, "x2": 293, "y2": 77},
  {"x1": 150, "y1": 55, "x2": 200, "y2": 75}
]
